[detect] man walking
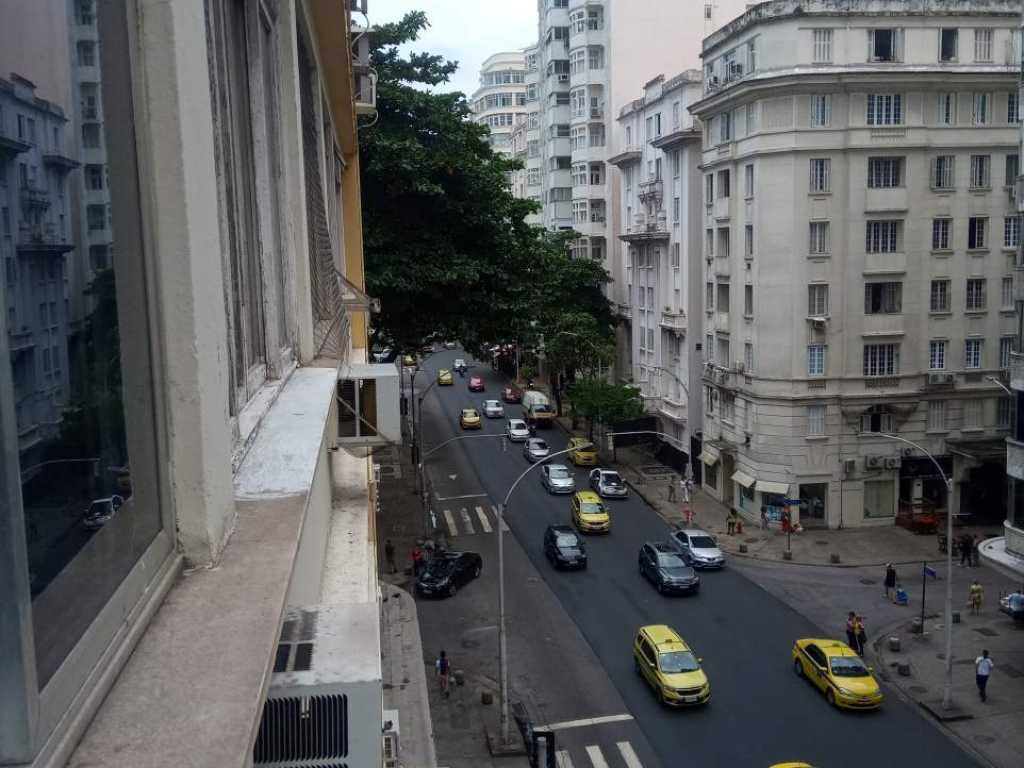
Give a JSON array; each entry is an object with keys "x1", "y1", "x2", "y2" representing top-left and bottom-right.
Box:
[
  {"x1": 436, "y1": 650, "x2": 452, "y2": 698},
  {"x1": 846, "y1": 611, "x2": 858, "y2": 651},
  {"x1": 960, "y1": 533, "x2": 973, "y2": 566},
  {"x1": 667, "y1": 477, "x2": 677, "y2": 502},
  {"x1": 384, "y1": 539, "x2": 397, "y2": 574},
  {"x1": 975, "y1": 650, "x2": 994, "y2": 702},
  {"x1": 884, "y1": 563, "x2": 897, "y2": 602}
]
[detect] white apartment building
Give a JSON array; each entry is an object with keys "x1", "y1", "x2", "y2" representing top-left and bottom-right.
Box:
[
  {"x1": 510, "y1": 45, "x2": 543, "y2": 227},
  {"x1": 610, "y1": 72, "x2": 706, "y2": 465},
  {"x1": 470, "y1": 51, "x2": 529, "y2": 155},
  {"x1": 689, "y1": 0, "x2": 1020, "y2": 530}
]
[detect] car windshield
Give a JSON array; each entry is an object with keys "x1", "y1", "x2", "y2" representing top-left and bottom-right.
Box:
[
  {"x1": 485, "y1": 400, "x2": 499, "y2": 407},
  {"x1": 463, "y1": 409, "x2": 477, "y2": 417},
  {"x1": 531, "y1": 440, "x2": 548, "y2": 450},
  {"x1": 657, "y1": 553, "x2": 687, "y2": 568},
  {"x1": 659, "y1": 650, "x2": 700, "y2": 673},
  {"x1": 602, "y1": 473, "x2": 623, "y2": 485},
  {"x1": 87, "y1": 501, "x2": 108, "y2": 516},
  {"x1": 423, "y1": 559, "x2": 455, "y2": 578},
  {"x1": 690, "y1": 536, "x2": 717, "y2": 549},
  {"x1": 548, "y1": 466, "x2": 571, "y2": 479},
  {"x1": 533, "y1": 404, "x2": 553, "y2": 413},
  {"x1": 574, "y1": 442, "x2": 592, "y2": 451},
  {"x1": 581, "y1": 502, "x2": 605, "y2": 515},
  {"x1": 510, "y1": 421, "x2": 526, "y2": 430},
  {"x1": 830, "y1": 656, "x2": 870, "y2": 677},
  {"x1": 555, "y1": 533, "x2": 580, "y2": 547}
]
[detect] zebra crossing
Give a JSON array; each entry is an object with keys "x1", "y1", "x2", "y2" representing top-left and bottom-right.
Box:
[
  {"x1": 438, "y1": 504, "x2": 509, "y2": 538},
  {"x1": 554, "y1": 741, "x2": 644, "y2": 768}
]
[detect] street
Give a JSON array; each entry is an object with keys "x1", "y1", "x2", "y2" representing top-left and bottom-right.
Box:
[{"x1": 411, "y1": 348, "x2": 981, "y2": 768}]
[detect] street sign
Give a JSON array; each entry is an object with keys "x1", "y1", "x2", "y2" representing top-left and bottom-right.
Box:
[{"x1": 924, "y1": 565, "x2": 938, "y2": 579}]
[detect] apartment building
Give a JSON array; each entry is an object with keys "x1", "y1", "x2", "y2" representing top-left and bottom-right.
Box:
[
  {"x1": 470, "y1": 51, "x2": 529, "y2": 155},
  {"x1": 0, "y1": 2, "x2": 393, "y2": 767},
  {"x1": 689, "y1": 0, "x2": 1020, "y2": 530},
  {"x1": 510, "y1": 45, "x2": 543, "y2": 226},
  {"x1": 611, "y1": 72, "x2": 706, "y2": 464}
]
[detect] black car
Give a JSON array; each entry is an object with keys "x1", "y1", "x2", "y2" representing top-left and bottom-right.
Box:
[
  {"x1": 638, "y1": 542, "x2": 700, "y2": 594},
  {"x1": 415, "y1": 551, "x2": 483, "y2": 598},
  {"x1": 544, "y1": 525, "x2": 587, "y2": 570}
]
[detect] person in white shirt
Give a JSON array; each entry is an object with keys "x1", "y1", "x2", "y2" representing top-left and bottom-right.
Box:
[{"x1": 975, "y1": 649, "x2": 994, "y2": 702}]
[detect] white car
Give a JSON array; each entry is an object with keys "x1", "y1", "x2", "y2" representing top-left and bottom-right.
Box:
[
  {"x1": 589, "y1": 468, "x2": 628, "y2": 499},
  {"x1": 444, "y1": 341, "x2": 457, "y2": 349},
  {"x1": 523, "y1": 438, "x2": 550, "y2": 463},
  {"x1": 453, "y1": 358, "x2": 466, "y2": 371},
  {"x1": 82, "y1": 495, "x2": 125, "y2": 530},
  {"x1": 506, "y1": 419, "x2": 531, "y2": 442},
  {"x1": 541, "y1": 464, "x2": 575, "y2": 494},
  {"x1": 670, "y1": 528, "x2": 726, "y2": 569},
  {"x1": 483, "y1": 399, "x2": 504, "y2": 418}
]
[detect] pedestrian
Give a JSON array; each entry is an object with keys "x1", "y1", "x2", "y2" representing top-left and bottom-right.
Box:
[
  {"x1": 884, "y1": 563, "x2": 897, "y2": 602},
  {"x1": 960, "y1": 533, "x2": 973, "y2": 567},
  {"x1": 667, "y1": 477, "x2": 677, "y2": 503},
  {"x1": 384, "y1": 539, "x2": 396, "y2": 574},
  {"x1": 682, "y1": 477, "x2": 693, "y2": 505},
  {"x1": 727, "y1": 508, "x2": 738, "y2": 536},
  {"x1": 968, "y1": 579, "x2": 984, "y2": 615},
  {"x1": 975, "y1": 649, "x2": 994, "y2": 702},
  {"x1": 411, "y1": 544, "x2": 424, "y2": 577},
  {"x1": 760, "y1": 505, "x2": 769, "y2": 530},
  {"x1": 971, "y1": 535, "x2": 981, "y2": 567},
  {"x1": 855, "y1": 615, "x2": 867, "y2": 656},
  {"x1": 845, "y1": 611, "x2": 858, "y2": 651},
  {"x1": 436, "y1": 650, "x2": 452, "y2": 698}
]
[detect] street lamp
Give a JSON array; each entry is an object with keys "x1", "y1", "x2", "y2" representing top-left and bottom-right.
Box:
[
  {"x1": 985, "y1": 375, "x2": 1013, "y2": 397},
  {"x1": 861, "y1": 430, "x2": 955, "y2": 710}
]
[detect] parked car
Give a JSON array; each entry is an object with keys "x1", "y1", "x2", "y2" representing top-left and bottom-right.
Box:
[
  {"x1": 589, "y1": 468, "x2": 628, "y2": 499},
  {"x1": 541, "y1": 463, "x2": 575, "y2": 494},
  {"x1": 669, "y1": 529, "x2": 725, "y2": 569},
  {"x1": 999, "y1": 592, "x2": 1024, "y2": 623},
  {"x1": 82, "y1": 495, "x2": 125, "y2": 530},
  {"x1": 523, "y1": 438, "x2": 550, "y2": 463},
  {"x1": 415, "y1": 551, "x2": 483, "y2": 598},
  {"x1": 502, "y1": 386, "x2": 523, "y2": 404},
  {"x1": 571, "y1": 491, "x2": 610, "y2": 533},
  {"x1": 468, "y1": 375, "x2": 485, "y2": 392},
  {"x1": 506, "y1": 419, "x2": 531, "y2": 442},
  {"x1": 482, "y1": 399, "x2": 504, "y2": 418},
  {"x1": 444, "y1": 341, "x2": 457, "y2": 349},
  {"x1": 544, "y1": 525, "x2": 587, "y2": 569},
  {"x1": 633, "y1": 624, "x2": 710, "y2": 707},
  {"x1": 567, "y1": 437, "x2": 598, "y2": 466},
  {"x1": 437, "y1": 369, "x2": 454, "y2": 385},
  {"x1": 638, "y1": 542, "x2": 700, "y2": 595},
  {"x1": 459, "y1": 408, "x2": 482, "y2": 430},
  {"x1": 791, "y1": 638, "x2": 883, "y2": 710}
]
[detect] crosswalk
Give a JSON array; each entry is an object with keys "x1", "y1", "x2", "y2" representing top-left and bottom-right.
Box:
[
  {"x1": 555, "y1": 742, "x2": 644, "y2": 768},
  {"x1": 439, "y1": 504, "x2": 509, "y2": 538}
]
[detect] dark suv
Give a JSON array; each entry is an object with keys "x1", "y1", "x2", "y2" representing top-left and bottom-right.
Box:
[
  {"x1": 415, "y1": 551, "x2": 483, "y2": 598},
  {"x1": 543, "y1": 525, "x2": 587, "y2": 570},
  {"x1": 638, "y1": 541, "x2": 700, "y2": 595}
]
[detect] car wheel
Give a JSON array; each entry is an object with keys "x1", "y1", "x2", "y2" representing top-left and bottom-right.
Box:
[
  {"x1": 447, "y1": 584, "x2": 457, "y2": 597},
  {"x1": 793, "y1": 659, "x2": 804, "y2": 678},
  {"x1": 825, "y1": 688, "x2": 836, "y2": 707},
  {"x1": 657, "y1": 581, "x2": 666, "y2": 595},
  {"x1": 473, "y1": 564, "x2": 482, "y2": 579}
]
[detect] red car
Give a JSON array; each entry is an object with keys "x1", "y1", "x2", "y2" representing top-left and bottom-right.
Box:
[
  {"x1": 469, "y1": 376, "x2": 485, "y2": 392},
  {"x1": 502, "y1": 385, "x2": 522, "y2": 403}
]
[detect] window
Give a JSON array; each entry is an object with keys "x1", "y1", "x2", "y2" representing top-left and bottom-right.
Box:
[
  {"x1": 705, "y1": 229, "x2": 714, "y2": 257},
  {"x1": 931, "y1": 279, "x2": 951, "y2": 312},
  {"x1": 745, "y1": 342, "x2": 754, "y2": 372},
  {"x1": 672, "y1": 196, "x2": 680, "y2": 224},
  {"x1": 972, "y1": 93, "x2": 990, "y2": 125},
  {"x1": 746, "y1": 101, "x2": 759, "y2": 132},
  {"x1": 717, "y1": 337, "x2": 730, "y2": 368},
  {"x1": 706, "y1": 334, "x2": 715, "y2": 361},
  {"x1": 868, "y1": 157, "x2": 903, "y2": 188},
  {"x1": 808, "y1": 284, "x2": 829, "y2": 316},
  {"x1": 866, "y1": 94, "x2": 902, "y2": 125},
  {"x1": 932, "y1": 155, "x2": 955, "y2": 189},
  {"x1": 671, "y1": 243, "x2": 681, "y2": 268},
  {"x1": 863, "y1": 344, "x2": 900, "y2": 376},
  {"x1": 966, "y1": 278, "x2": 987, "y2": 310},
  {"x1": 970, "y1": 155, "x2": 991, "y2": 188},
  {"x1": 868, "y1": 29, "x2": 902, "y2": 62},
  {"x1": 717, "y1": 228, "x2": 730, "y2": 258},
  {"x1": 998, "y1": 397, "x2": 1013, "y2": 428},
  {"x1": 744, "y1": 284, "x2": 754, "y2": 316},
  {"x1": 1005, "y1": 217, "x2": 1020, "y2": 248},
  {"x1": 807, "y1": 344, "x2": 826, "y2": 376},
  {"x1": 1000, "y1": 336, "x2": 1015, "y2": 368},
  {"x1": 719, "y1": 111, "x2": 732, "y2": 143},
  {"x1": 807, "y1": 405, "x2": 826, "y2": 436},
  {"x1": 1009, "y1": 92, "x2": 1020, "y2": 124},
  {"x1": 937, "y1": 92, "x2": 956, "y2": 125},
  {"x1": 571, "y1": 163, "x2": 587, "y2": 186},
  {"x1": 929, "y1": 340, "x2": 947, "y2": 370},
  {"x1": 527, "y1": 168, "x2": 540, "y2": 186},
  {"x1": 705, "y1": 174, "x2": 714, "y2": 204},
  {"x1": 865, "y1": 220, "x2": 900, "y2": 253},
  {"x1": 932, "y1": 218, "x2": 952, "y2": 250},
  {"x1": 974, "y1": 28, "x2": 993, "y2": 62},
  {"x1": 82, "y1": 122, "x2": 101, "y2": 148},
  {"x1": 747, "y1": 38, "x2": 757, "y2": 72},
  {"x1": 864, "y1": 480, "x2": 895, "y2": 518},
  {"x1": 813, "y1": 29, "x2": 833, "y2": 63},
  {"x1": 87, "y1": 203, "x2": 106, "y2": 231},
  {"x1": 744, "y1": 164, "x2": 754, "y2": 198},
  {"x1": 928, "y1": 401, "x2": 947, "y2": 431},
  {"x1": 864, "y1": 282, "x2": 902, "y2": 314},
  {"x1": 717, "y1": 283, "x2": 730, "y2": 314},
  {"x1": 939, "y1": 28, "x2": 958, "y2": 62},
  {"x1": 809, "y1": 221, "x2": 830, "y2": 255},
  {"x1": 809, "y1": 158, "x2": 831, "y2": 193},
  {"x1": 963, "y1": 398, "x2": 983, "y2": 428},
  {"x1": 1006, "y1": 154, "x2": 1019, "y2": 186},
  {"x1": 809, "y1": 94, "x2": 831, "y2": 127},
  {"x1": 672, "y1": 101, "x2": 681, "y2": 130},
  {"x1": 706, "y1": 281, "x2": 714, "y2": 311},
  {"x1": 672, "y1": 151, "x2": 680, "y2": 178},
  {"x1": 718, "y1": 170, "x2": 731, "y2": 200},
  {"x1": 968, "y1": 217, "x2": 988, "y2": 250}
]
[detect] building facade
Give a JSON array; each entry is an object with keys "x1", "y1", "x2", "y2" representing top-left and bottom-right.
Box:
[
  {"x1": 0, "y1": 1, "x2": 390, "y2": 767},
  {"x1": 470, "y1": 51, "x2": 529, "y2": 155},
  {"x1": 689, "y1": 0, "x2": 1020, "y2": 529}
]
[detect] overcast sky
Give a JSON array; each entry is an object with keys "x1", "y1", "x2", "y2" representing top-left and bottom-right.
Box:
[{"x1": 375, "y1": 0, "x2": 538, "y2": 97}]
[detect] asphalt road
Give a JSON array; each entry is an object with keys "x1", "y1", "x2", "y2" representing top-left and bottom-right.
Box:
[{"x1": 412, "y1": 348, "x2": 979, "y2": 768}]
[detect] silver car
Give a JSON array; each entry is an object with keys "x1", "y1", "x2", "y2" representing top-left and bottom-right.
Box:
[
  {"x1": 541, "y1": 463, "x2": 575, "y2": 494},
  {"x1": 670, "y1": 528, "x2": 726, "y2": 569},
  {"x1": 523, "y1": 438, "x2": 550, "y2": 463},
  {"x1": 483, "y1": 399, "x2": 504, "y2": 418},
  {"x1": 506, "y1": 419, "x2": 531, "y2": 442},
  {"x1": 82, "y1": 495, "x2": 125, "y2": 530},
  {"x1": 589, "y1": 468, "x2": 628, "y2": 498}
]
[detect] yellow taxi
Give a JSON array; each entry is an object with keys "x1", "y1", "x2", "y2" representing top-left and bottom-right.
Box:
[
  {"x1": 769, "y1": 764, "x2": 814, "y2": 768},
  {"x1": 459, "y1": 408, "x2": 482, "y2": 430},
  {"x1": 632, "y1": 624, "x2": 710, "y2": 707},
  {"x1": 567, "y1": 437, "x2": 598, "y2": 466},
  {"x1": 437, "y1": 369, "x2": 454, "y2": 385},
  {"x1": 792, "y1": 638, "x2": 883, "y2": 710},
  {"x1": 571, "y1": 491, "x2": 610, "y2": 533}
]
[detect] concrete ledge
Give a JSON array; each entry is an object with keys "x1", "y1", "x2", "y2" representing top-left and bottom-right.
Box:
[
  {"x1": 979, "y1": 536, "x2": 1024, "y2": 580},
  {"x1": 920, "y1": 699, "x2": 974, "y2": 723}
]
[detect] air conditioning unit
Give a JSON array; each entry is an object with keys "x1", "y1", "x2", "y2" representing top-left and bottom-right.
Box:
[
  {"x1": 843, "y1": 458, "x2": 857, "y2": 475},
  {"x1": 382, "y1": 709, "x2": 400, "y2": 768},
  {"x1": 254, "y1": 604, "x2": 382, "y2": 767},
  {"x1": 865, "y1": 455, "x2": 884, "y2": 470},
  {"x1": 901, "y1": 447, "x2": 915, "y2": 457},
  {"x1": 354, "y1": 70, "x2": 378, "y2": 116},
  {"x1": 884, "y1": 456, "x2": 902, "y2": 470}
]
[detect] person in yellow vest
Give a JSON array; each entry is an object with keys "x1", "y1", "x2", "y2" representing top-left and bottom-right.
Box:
[{"x1": 968, "y1": 580, "x2": 984, "y2": 615}]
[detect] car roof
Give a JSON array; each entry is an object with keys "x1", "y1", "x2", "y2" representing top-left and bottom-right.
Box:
[
  {"x1": 462, "y1": 407, "x2": 478, "y2": 413},
  {"x1": 509, "y1": 419, "x2": 526, "y2": 426},
  {"x1": 796, "y1": 638, "x2": 859, "y2": 658},
  {"x1": 547, "y1": 524, "x2": 576, "y2": 535},
  {"x1": 639, "y1": 624, "x2": 691, "y2": 652},
  {"x1": 677, "y1": 528, "x2": 712, "y2": 537},
  {"x1": 648, "y1": 541, "x2": 680, "y2": 554},
  {"x1": 575, "y1": 491, "x2": 602, "y2": 502},
  {"x1": 570, "y1": 437, "x2": 591, "y2": 445}
]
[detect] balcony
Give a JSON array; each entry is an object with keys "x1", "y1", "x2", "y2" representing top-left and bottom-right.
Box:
[
  {"x1": 20, "y1": 185, "x2": 51, "y2": 209},
  {"x1": 607, "y1": 146, "x2": 641, "y2": 167},
  {"x1": 713, "y1": 197, "x2": 730, "y2": 220},
  {"x1": 620, "y1": 211, "x2": 668, "y2": 241},
  {"x1": 0, "y1": 123, "x2": 31, "y2": 158},
  {"x1": 8, "y1": 328, "x2": 34, "y2": 354},
  {"x1": 1010, "y1": 351, "x2": 1024, "y2": 392},
  {"x1": 659, "y1": 310, "x2": 686, "y2": 335},
  {"x1": 638, "y1": 179, "x2": 663, "y2": 203},
  {"x1": 658, "y1": 398, "x2": 687, "y2": 423},
  {"x1": 616, "y1": 302, "x2": 632, "y2": 320},
  {"x1": 43, "y1": 152, "x2": 80, "y2": 173},
  {"x1": 17, "y1": 224, "x2": 74, "y2": 255}
]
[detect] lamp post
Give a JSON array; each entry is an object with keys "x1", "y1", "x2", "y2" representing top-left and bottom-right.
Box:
[
  {"x1": 985, "y1": 375, "x2": 1013, "y2": 397},
  {"x1": 862, "y1": 431, "x2": 955, "y2": 710}
]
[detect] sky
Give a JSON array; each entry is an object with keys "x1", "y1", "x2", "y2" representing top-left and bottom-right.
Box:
[{"x1": 374, "y1": 0, "x2": 538, "y2": 97}]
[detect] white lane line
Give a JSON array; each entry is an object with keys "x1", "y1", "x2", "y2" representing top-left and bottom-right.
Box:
[
  {"x1": 585, "y1": 746, "x2": 609, "y2": 768},
  {"x1": 435, "y1": 492, "x2": 488, "y2": 501},
  {"x1": 460, "y1": 508, "x2": 475, "y2": 535},
  {"x1": 492, "y1": 505, "x2": 510, "y2": 532},
  {"x1": 475, "y1": 505, "x2": 493, "y2": 533},
  {"x1": 537, "y1": 714, "x2": 634, "y2": 731},
  {"x1": 617, "y1": 741, "x2": 643, "y2": 768},
  {"x1": 555, "y1": 751, "x2": 575, "y2": 768},
  {"x1": 443, "y1": 509, "x2": 458, "y2": 538}
]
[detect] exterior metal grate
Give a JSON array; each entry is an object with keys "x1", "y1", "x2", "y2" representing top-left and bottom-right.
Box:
[
  {"x1": 253, "y1": 694, "x2": 349, "y2": 765},
  {"x1": 293, "y1": 643, "x2": 314, "y2": 672},
  {"x1": 273, "y1": 643, "x2": 290, "y2": 674}
]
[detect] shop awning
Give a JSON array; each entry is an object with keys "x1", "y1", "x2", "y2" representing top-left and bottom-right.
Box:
[
  {"x1": 755, "y1": 480, "x2": 790, "y2": 495},
  {"x1": 699, "y1": 445, "x2": 721, "y2": 466},
  {"x1": 731, "y1": 470, "x2": 756, "y2": 489}
]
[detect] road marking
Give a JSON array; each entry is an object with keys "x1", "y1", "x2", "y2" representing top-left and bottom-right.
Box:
[
  {"x1": 555, "y1": 751, "x2": 575, "y2": 768},
  {"x1": 443, "y1": 509, "x2": 458, "y2": 538},
  {"x1": 435, "y1": 492, "x2": 488, "y2": 501},
  {"x1": 537, "y1": 714, "x2": 634, "y2": 731},
  {"x1": 584, "y1": 746, "x2": 608, "y2": 768},
  {"x1": 617, "y1": 741, "x2": 643, "y2": 768},
  {"x1": 492, "y1": 505, "x2": 510, "y2": 532},
  {"x1": 475, "y1": 506, "x2": 493, "y2": 533},
  {"x1": 460, "y1": 508, "x2": 475, "y2": 535}
]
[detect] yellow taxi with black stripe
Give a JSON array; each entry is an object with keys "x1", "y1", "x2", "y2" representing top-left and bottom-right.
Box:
[
  {"x1": 566, "y1": 436, "x2": 598, "y2": 466},
  {"x1": 571, "y1": 491, "x2": 610, "y2": 533},
  {"x1": 633, "y1": 624, "x2": 710, "y2": 707},
  {"x1": 792, "y1": 638, "x2": 883, "y2": 710},
  {"x1": 437, "y1": 368, "x2": 454, "y2": 385},
  {"x1": 459, "y1": 408, "x2": 482, "y2": 430}
]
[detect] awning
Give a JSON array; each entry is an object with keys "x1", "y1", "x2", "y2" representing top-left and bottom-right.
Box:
[
  {"x1": 755, "y1": 480, "x2": 790, "y2": 495},
  {"x1": 699, "y1": 444, "x2": 721, "y2": 466},
  {"x1": 731, "y1": 470, "x2": 756, "y2": 489}
]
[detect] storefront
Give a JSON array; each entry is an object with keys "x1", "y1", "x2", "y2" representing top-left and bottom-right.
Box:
[{"x1": 798, "y1": 482, "x2": 828, "y2": 528}]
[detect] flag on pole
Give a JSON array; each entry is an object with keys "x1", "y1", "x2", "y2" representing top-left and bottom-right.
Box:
[{"x1": 923, "y1": 565, "x2": 937, "y2": 579}]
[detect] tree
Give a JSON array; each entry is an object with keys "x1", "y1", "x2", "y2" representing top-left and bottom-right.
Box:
[{"x1": 567, "y1": 377, "x2": 644, "y2": 439}]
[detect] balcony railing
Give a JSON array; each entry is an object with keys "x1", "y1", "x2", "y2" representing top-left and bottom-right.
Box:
[
  {"x1": 1010, "y1": 351, "x2": 1024, "y2": 392},
  {"x1": 638, "y1": 179, "x2": 663, "y2": 202}
]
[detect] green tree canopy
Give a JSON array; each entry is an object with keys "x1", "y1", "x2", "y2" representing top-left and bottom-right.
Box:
[{"x1": 568, "y1": 377, "x2": 644, "y2": 437}]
